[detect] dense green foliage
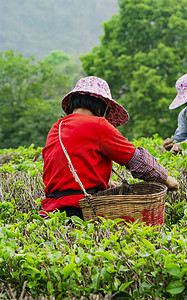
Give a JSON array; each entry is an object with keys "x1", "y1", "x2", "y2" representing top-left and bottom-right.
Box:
[
  {"x1": 2, "y1": 0, "x2": 187, "y2": 148},
  {"x1": 80, "y1": 0, "x2": 187, "y2": 140},
  {"x1": 0, "y1": 50, "x2": 84, "y2": 149},
  {"x1": 44, "y1": 50, "x2": 85, "y2": 86},
  {"x1": 0, "y1": 137, "x2": 186, "y2": 299},
  {"x1": 0, "y1": 0, "x2": 117, "y2": 59}
]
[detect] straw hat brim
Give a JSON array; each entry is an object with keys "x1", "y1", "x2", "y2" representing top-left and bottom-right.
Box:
[
  {"x1": 61, "y1": 90, "x2": 129, "y2": 127},
  {"x1": 169, "y1": 92, "x2": 187, "y2": 109}
]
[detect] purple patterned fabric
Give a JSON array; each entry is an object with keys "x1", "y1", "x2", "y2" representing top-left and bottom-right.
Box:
[
  {"x1": 126, "y1": 147, "x2": 168, "y2": 183},
  {"x1": 169, "y1": 73, "x2": 187, "y2": 109},
  {"x1": 61, "y1": 76, "x2": 129, "y2": 127}
]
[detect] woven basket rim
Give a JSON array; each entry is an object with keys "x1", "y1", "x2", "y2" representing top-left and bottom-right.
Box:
[
  {"x1": 80, "y1": 181, "x2": 167, "y2": 203},
  {"x1": 80, "y1": 193, "x2": 166, "y2": 203},
  {"x1": 96, "y1": 181, "x2": 167, "y2": 194},
  {"x1": 125, "y1": 181, "x2": 167, "y2": 191},
  {"x1": 79, "y1": 181, "x2": 167, "y2": 212}
]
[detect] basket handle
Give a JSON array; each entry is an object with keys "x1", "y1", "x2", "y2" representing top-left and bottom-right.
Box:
[
  {"x1": 112, "y1": 168, "x2": 132, "y2": 194},
  {"x1": 112, "y1": 168, "x2": 129, "y2": 186},
  {"x1": 59, "y1": 121, "x2": 100, "y2": 219}
]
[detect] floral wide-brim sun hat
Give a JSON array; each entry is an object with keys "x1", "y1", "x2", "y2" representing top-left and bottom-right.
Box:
[
  {"x1": 169, "y1": 73, "x2": 187, "y2": 109},
  {"x1": 61, "y1": 76, "x2": 129, "y2": 127}
]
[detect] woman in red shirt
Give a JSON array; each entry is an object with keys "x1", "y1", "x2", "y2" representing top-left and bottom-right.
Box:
[{"x1": 40, "y1": 76, "x2": 178, "y2": 219}]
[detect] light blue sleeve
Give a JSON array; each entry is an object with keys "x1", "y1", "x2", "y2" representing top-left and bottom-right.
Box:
[{"x1": 173, "y1": 107, "x2": 187, "y2": 142}]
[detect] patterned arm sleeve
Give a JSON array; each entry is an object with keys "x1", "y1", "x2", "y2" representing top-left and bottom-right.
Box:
[{"x1": 126, "y1": 147, "x2": 168, "y2": 183}]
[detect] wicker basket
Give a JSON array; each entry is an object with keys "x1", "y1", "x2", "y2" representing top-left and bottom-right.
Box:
[{"x1": 79, "y1": 182, "x2": 167, "y2": 226}]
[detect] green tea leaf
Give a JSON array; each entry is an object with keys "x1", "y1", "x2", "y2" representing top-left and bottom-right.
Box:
[
  {"x1": 31, "y1": 214, "x2": 45, "y2": 223},
  {"x1": 166, "y1": 263, "x2": 181, "y2": 278},
  {"x1": 47, "y1": 281, "x2": 54, "y2": 293},
  {"x1": 180, "y1": 142, "x2": 187, "y2": 150},
  {"x1": 95, "y1": 251, "x2": 118, "y2": 261},
  {"x1": 90, "y1": 273, "x2": 101, "y2": 290},
  {"x1": 119, "y1": 280, "x2": 134, "y2": 291},
  {"x1": 51, "y1": 251, "x2": 62, "y2": 262},
  {"x1": 62, "y1": 263, "x2": 76, "y2": 279},
  {"x1": 101, "y1": 267, "x2": 111, "y2": 281},
  {"x1": 71, "y1": 216, "x2": 85, "y2": 226},
  {"x1": 166, "y1": 280, "x2": 185, "y2": 294}
]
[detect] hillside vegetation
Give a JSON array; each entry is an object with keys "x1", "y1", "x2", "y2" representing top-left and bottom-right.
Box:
[
  {"x1": 1, "y1": 0, "x2": 187, "y2": 148},
  {"x1": 0, "y1": 0, "x2": 118, "y2": 59}
]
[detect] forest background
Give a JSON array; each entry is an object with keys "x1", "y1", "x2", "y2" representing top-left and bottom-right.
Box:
[{"x1": 0, "y1": 0, "x2": 187, "y2": 149}]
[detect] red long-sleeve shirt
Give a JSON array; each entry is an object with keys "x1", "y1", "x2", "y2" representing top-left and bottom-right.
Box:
[{"x1": 41, "y1": 114, "x2": 168, "y2": 216}]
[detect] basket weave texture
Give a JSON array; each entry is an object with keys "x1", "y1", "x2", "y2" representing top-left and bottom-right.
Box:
[{"x1": 79, "y1": 182, "x2": 167, "y2": 226}]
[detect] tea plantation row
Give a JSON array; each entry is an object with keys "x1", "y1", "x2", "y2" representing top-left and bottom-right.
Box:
[{"x1": 0, "y1": 135, "x2": 186, "y2": 299}]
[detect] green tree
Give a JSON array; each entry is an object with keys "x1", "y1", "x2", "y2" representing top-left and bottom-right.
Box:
[
  {"x1": 44, "y1": 50, "x2": 85, "y2": 85},
  {"x1": 80, "y1": 0, "x2": 187, "y2": 140},
  {"x1": 0, "y1": 50, "x2": 71, "y2": 148}
]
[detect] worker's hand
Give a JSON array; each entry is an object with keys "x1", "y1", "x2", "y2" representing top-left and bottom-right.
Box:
[
  {"x1": 163, "y1": 138, "x2": 174, "y2": 151},
  {"x1": 164, "y1": 176, "x2": 179, "y2": 191},
  {"x1": 170, "y1": 142, "x2": 183, "y2": 152},
  {"x1": 107, "y1": 180, "x2": 119, "y2": 188}
]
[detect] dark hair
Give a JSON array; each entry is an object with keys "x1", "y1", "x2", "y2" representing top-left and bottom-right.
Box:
[{"x1": 66, "y1": 93, "x2": 108, "y2": 117}]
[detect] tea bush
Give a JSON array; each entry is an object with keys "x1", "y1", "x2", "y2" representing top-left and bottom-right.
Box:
[{"x1": 0, "y1": 136, "x2": 186, "y2": 299}]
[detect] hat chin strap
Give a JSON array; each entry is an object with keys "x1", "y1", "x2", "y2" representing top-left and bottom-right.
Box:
[{"x1": 103, "y1": 103, "x2": 110, "y2": 118}]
